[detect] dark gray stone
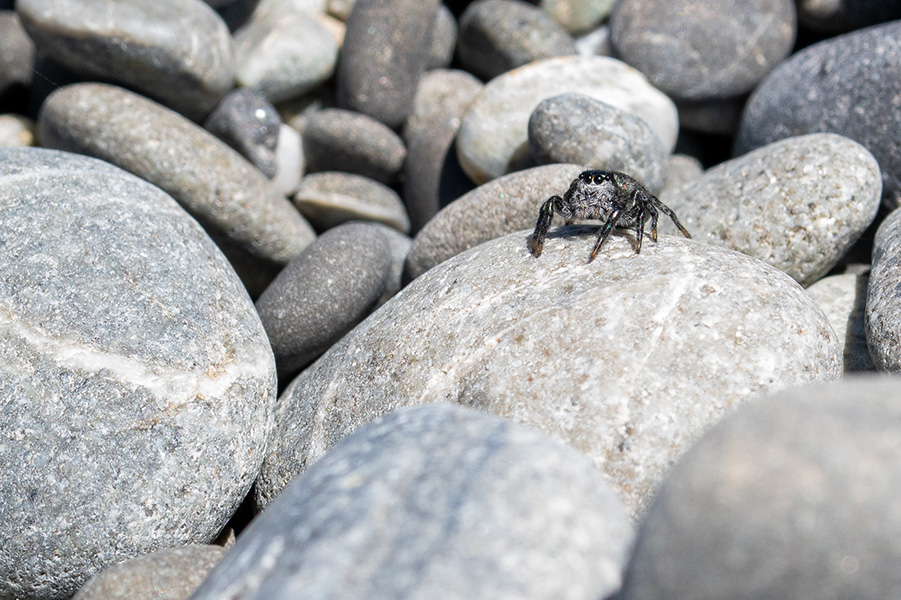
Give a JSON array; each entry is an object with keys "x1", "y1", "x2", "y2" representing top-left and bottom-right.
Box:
[
  {"x1": 0, "y1": 148, "x2": 276, "y2": 600},
  {"x1": 369, "y1": 223, "x2": 411, "y2": 308},
  {"x1": 293, "y1": 171, "x2": 410, "y2": 233},
  {"x1": 302, "y1": 108, "x2": 407, "y2": 185},
  {"x1": 337, "y1": 0, "x2": 440, "y2": 128},
  {"x1": 456, "y1": 0, "x2": 577, "y2": 81},
  {"x1": 618, "y1": 377, "x2": 901, "y2": 600},
  {"x1": 610, "y1": 0, "x2": 796, "y2": 101},
  {"x1": 808, "y1": 271, "x2": 874, "y2": 372},
  {"x1": 527, "y1": 93, "x2": 668, "y2": 193},
  {"x1": 0, "y1": 11, "x2": 34, "y2": 105},
  {"x1": 865, "y1": 208, "x2": 901, "y2": 372},
  {"x1": 199, "y1": 405, "x2": 633, "y2": 599},
  {"x1": 204, "y1": 88, "x2": 281, "y2": 179},
  {"x1": 72, "y1": 546, "x2": 225, "y2": 600},
  {"x1": 797, "y1": 0, "x2": 901, "y2": 33},
  {"x1": 674, "y1": 95, "x2": 747, "y2": 136},
  {"x1": 17, "y1": 0, "x2": 234, "y2": 120},
  {"x1": 255, "y1": 222, "x2": 392, "y2": 379},
  {"x1": 735, "y1": 21, "x2": 901, "y2": 207}
]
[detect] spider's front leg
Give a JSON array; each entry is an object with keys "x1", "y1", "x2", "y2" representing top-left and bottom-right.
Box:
[
  {"x1": 589, "y1": 205, "x2": 624, "y2": 262},
  {"x1": 529, "y1": 196, "x2": 559, "y2": 257}
]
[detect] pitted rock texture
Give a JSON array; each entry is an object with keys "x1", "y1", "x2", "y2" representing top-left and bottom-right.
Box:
[
  {"x1": 258, "y1": 231, "x2": 841, "y2": 515},
  {"x1": 0, "y1": 148, "x2": 276, "y2": 600}
]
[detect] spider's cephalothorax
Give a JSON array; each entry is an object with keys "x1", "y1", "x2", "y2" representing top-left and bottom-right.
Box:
[{"x1": 529, "y1": 170, "x2": 692, "y2": 261}]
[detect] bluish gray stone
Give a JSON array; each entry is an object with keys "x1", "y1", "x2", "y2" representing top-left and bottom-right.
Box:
[
  {"x1": 865, "y1": 208, "x2": 901, "y2": 372},
  {"x1": 17, "y1": 0, "x2": 234, "y2": 120},
  {"x1": 456, "y1": 0, "x2": 577, "y2": 81},
  {"x1": 293, "y1": 172, "x2": 410, "y2": 233},
  {"x1": 618, "y1": 377, "x2": 901, "y2": 600},
  {"x1": 735, "y1": 21, "x2": 901, "y2": 206},
  {"x1": 807, "y1": 271, "x2": 874, "y2": 372},
  {"x1": 204, "y1": 88, "x2": 281, "y2": 179},
  {"x1": 0, "y1": 148, "x2": 276, "y2": 600}
]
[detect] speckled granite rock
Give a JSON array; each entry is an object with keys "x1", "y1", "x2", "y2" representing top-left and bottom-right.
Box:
[
  {"x1": 528, "y1": 93, "x2": 667, "y2": 193},
  {"x1": 618, "y1": 377, "x2": 901, "y2": 600},
  {"x1": 0, "y1": 148, "x2": 276, "y2": 600},
  {"x1": 72, "y1": 546, "x2": 225, "y2": 600},
  {"x1": 202, "y1": 405, "x2": 632, "y2": 599},
  {"x1": 456, "y1": 0, "x2": 577, "y2": 81},
  {"x1": 735, "y1": 21, "x2": 901, "y2": 206},
  {"x1": 259, "y1": 231, "x2": 841, "y2": 515},
  {"x1": 336, "y1": 0, "x2": 440, "y2": 128},
  {"x1": 404, "y1": 163, "x2": 584, "y2": 281},
  {"x1": 807, "y1": 271, "x2": 873, "y2": 372},
  {"x1": 660, "y1": 134, "x2": 882, "y2": 286},
  {"x1": 293, "y1": 172, "x2": 410, "y2": 233},
  {"x1": 865, "y1": 208, "x2": 901, "y2": 372},
  {"x1": 255, "y1": 222, "x2": 392, "y2": 379},
  {"x1": 204, "y1": 88, "x2": 281, "y2": 179},
  {"x1": 17, "y1": 0, "x2": 234, "y2": 120},
  {"x1": 37, "y1": 83, "x2": 315, "y2": 294},
  {"x1": 457, "y1": 55, "x2": 678, "y2": 184}
]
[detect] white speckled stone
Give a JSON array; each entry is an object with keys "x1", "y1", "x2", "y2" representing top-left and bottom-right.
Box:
[
  {"x1": 865, "y1": 208, "x2": 901, "y2": 372},
  {"x1": 258, "y1": 230, "x2": 841, "y2": 515},
  {"x1": 807, "y1": 272, "x2": 873, "y2": 372},
  {"x1": 456, "y1": 55, "x2": 678, "y2": 184},
  {"x1": 0, "y1": 148, "x2": 276, "y2": 600}
]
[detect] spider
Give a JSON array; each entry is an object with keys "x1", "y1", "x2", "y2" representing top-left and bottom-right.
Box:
[{"x1": 529, "y1": 170, "x2": 692, "y2": 261}]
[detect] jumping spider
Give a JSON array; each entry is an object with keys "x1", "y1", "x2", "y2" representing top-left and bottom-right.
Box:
[{"x1": 529, "y1": 170, "x2": 692, "y2": 261}]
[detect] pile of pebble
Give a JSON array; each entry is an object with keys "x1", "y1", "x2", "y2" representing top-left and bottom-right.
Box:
[{"x1": 1, "y1": 0, "x2": 901, "y2": 598}]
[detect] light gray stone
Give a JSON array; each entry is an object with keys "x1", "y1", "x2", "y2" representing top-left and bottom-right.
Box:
[
  {"x1": 258, "y1": 230, "x2": 841, "y2": 515},
  {"x1": 575, "y1": 24, "x2": 613, "y2": 57},
  {"x1": 272, "y1": 123, "x2": 304, "y2": 195},
  {"x1": 0, "y1": 114, "x2": 34, "y2": 147},
  {"x1": 403, "y1": 69, "x2": 483, "y2": 145},
  {"x1": 0, "y1": 148, "x2": 276, "y2": 600},
  {"x1": 660, "y1": 133, "x2": 882, "y2": 286},
  {"x1": 456, "y1": 55, "x2": 678, "y2": 185},
  {"x1": 293, "y1": 172, "x2": 410, "y2": 233},
  {"x1": 865, "y1": 208, "x2": 901, "y2": 372},
  {"x1": 618, "y1": 377, "x2": 901, "y2": 600},
  {"x1": 17, "y1": 0, "x2": 234, "y2": 120},
  {"x1": 659, "y1": 154, "x2": 703, "y2": 201},
  {"x1": 540, "y1": 0, "x2": 615, "y2": 34},
  {"x1": 204, "y1": 88, "x2": 281, "y2": 179},
  {"x1": 0, "y1": 11, "x2": 34, "y2": 100},
  {"x1": 37, "y1": 83, "x2": 316, "y2": 295},
  {"x1": 807, "y1": 272, "x2": 874, "y2": 372},
  {"x1": 428, "y1": 4, "x2": 458, "y2": 70}
]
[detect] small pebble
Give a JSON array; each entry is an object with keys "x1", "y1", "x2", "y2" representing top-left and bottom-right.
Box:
[
  {"x1": 540, "y1": 0, "x2": 615, "y2": 34},
  {"x1": 272, "y1": 122, "x2": 304, "y2": 195},
  {"x1": 807, "y1": 271, "x2": 874, "y2": 372},
  {"x1": 293, "y1": 171, "x2": 410, "y2": 233},
  {"x1": 0, "y1": 113, "x2": 34, "y2": 146},
  {"x1": 865, "y1": 208, "x2": 901, "y2": 372},
  {"x1": 204, "y1": 88, "x2": 281, "y2": 179},
  {"x1": 428, "y1": 4, "x2": 458, "y2": 70}
]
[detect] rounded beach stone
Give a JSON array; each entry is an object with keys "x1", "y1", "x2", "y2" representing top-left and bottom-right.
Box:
[
  {"x1": 540, "y1": 0, "x2": 615, "y2": 34},
  {"x1": 370, "y1": 223, "x2": 411, "y2": 307},
  {"x1": 72, "y1": 546, "x2": 226, "y2": 600},
  {"x1": 200, "y1": 405, "x2": 632, "y2": 599},
  {"x1": 0, "y1": 147, "x2": 276, "y2": 600},
  {"x1": 457, "y1": 55, "x2": 678, "y2": 185},
  {"x1": 255, "y1": 222, "x2": 392, "y2": 379},
  {"x1": 735, "y1": 21, "x2": 901, "y2": 206},
  {"x1": 337, "y1": 0, "x2": 440, "y2": 128},
  {"x1": 428, "y1": 4, "x2": 458, "y2": 70},
  {"x1": 0, "y1": 11, "x2": 34, "y2": 104},
  {"x1": 272, "y1": 123, "x2": 304, "y2": 195},
  {"x1": 618, "y1": 377, "x2": 901, "y2": 600},
  {"x1": 293, "y1": 172, "x2": 410, "y2": 233},
  {"x1": 797, "y1": 0, "x2": 901, "y2": 33},
  {"x1": 528, "y1": 93, "x2": 668, "y2": 193},
  {"x1": 456, "y1": 0, "x2": 577, "y2": 81},
  {"x1": 258, "y1": 230, "x2": 841, "y2": 515},
  {"x1": 302, "y1": 108, "x2": 406, "y2": 185},
  {"x1": 659, "y1": 154, "x2": 703, "y2": 200},
  {"x1": 865, "y1": 208, "x2": 901, "y2": 372},
  {"x1": 0, "y1": 114, "x2": 34, "y2": 147},
  {"x1": 403, "y1": 69, "x2": 483, "y2": 145},
  {"x1": 233, "y1": 10, "x2": 338, "y2": 104},
  {"x1": 660, "y1": 133, "x2": 882, "y2": 286},
  {"x1": 807, "y1": 272, "x2": 873, "y2": 372},
  {"x1": 204, "y1": 88, "x2": 281, "y2": 179},
  {"x1": 404, "y1": 163, "x2": 584, "y2": 281},
  {"x1": 37, "y1": 83, "x2": 315, "y2": 294},
  {"x1": 16, "y1": 0, "x2": 234, "y2": 121}
]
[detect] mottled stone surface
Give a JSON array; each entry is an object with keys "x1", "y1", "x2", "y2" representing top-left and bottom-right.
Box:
[
  {"x1": 404, "y1": 163, "x2": 584, "y2": 281},
  {"x1": 457, "y1": 55, "x2": 678, "y2": 184},
  {"x1": 259, "y1": 231, "x2": 841, "y2": 515},
  {"x1": 610, "y1": 0, "x2": 795, "y2": 101},
  {"x1": 72, "y1": 546, "x2": 225, "y2": 600},
  {"x1": 17, "y1": 0, "x2": 234, "y2": 120},
  {"x1": 660, "y1": 134, "x2": 881, "y2": 286},
  {"x1": 807, "y1": 272, "x2": 873, "y2": 372},
  {"x1": 456, "y1": 0, "x2": 577, "y2": 81},
  {"x1": 336, "y1": 0, "x2": 440, "y2": 128},
  {"x1": 735, "y1": 21, "x2": 901, "y2": 206},
  {"x1": 202, "y1": 405, "x2": 633, "y2": 599},
  {"x1": 255, "y1": 222, "x2": 392, "y2": 379},
  {"x1": 528, "y1": 93, "x2": 667, "y2": 193},
  {"x1": 541, "y1": 0, "x2": 615, "y2": 34},
  {"x1": 293, "y1": 172, "x2": 410, "y2": 233},
  {"x1": 619, "y1": 377, "x2": 901, "y2": 600},
  {"x1": 0, "y1": 148, "x2": 276, "y2": 600},
  {"x1": 865, "y1": 208, "x2": 901, "y2": 372},
  {"x1": 204, "y1": 88, "x2": 281, "y2": 179},
  {"x1": 37, "y1": 83, "x2": 315, "y2": 294}
]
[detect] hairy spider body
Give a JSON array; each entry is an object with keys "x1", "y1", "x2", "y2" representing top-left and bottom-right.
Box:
[{"x1": 529, "y1": 170, "x2": 691, "y2": 261}]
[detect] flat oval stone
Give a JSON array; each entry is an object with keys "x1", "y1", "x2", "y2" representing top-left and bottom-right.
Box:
[
  {"x1": 17, "y1": 0, "x2": 234, "y2": 120},
  {"x1": 293, "y1": 171, "x2": 410, "y2": 233},
  {"x1": 37, "y1": 83, "x2": 315, "y2": 294},
  {"x1": 807, "y1": 272, "x2": 873, "y2": 372},
  {"x1": 204, "y1": 405, "x2": 632, "y2": 599},
  {"x1": 528, "y1": 93, "x2": 667, "y2": 193},
  {"x1": 456, "y1": 0, "x2": 577, "y2": 81},
  {"x1": 204, "y1": 88, "x2": 281, "y2": 179},
  {"x1": 457, "y1": 55, "x2": 678, "y2": 185},
  {"x1": 865, "y1": 208, "x2": 901, "y2": 372},
  {"x1": 404, "y1": 163, "x2": 584, "y2": 281},
  {"x1": 259, "y1": 230, "x2": 841, "y2": 515},
  {"x1": 610, "y1": 0, "x2": 796, "y2": 101},
  {"x1": 660, "y1": 133, "x2": 882, "y2": 286},
  {"x1": 618, "y1": 377, "x2": 901, "y2": 600},
  {"x1": 735, "y1": 21, "x2": 901, "y2": 206},
  {"x1": 0, "y1": 148, "x2": 276, "y2": 600}
]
